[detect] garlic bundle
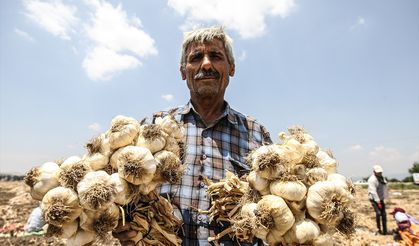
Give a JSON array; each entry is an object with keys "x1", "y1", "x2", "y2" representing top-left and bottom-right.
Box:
[
  {"x1": 107, "y1": 115, "x2": 140, "y2": 150},
  {"x1": 153, "y1": 150, "x2": 185, "y2": 184},
  {"x1": 202, "y1": 126, "x2": 355, "y2": 245},
  {"x1": 59, "y1": 156, "x2": 91, "y2": 191},
  {"x1": 83, "y1": 133, "x2": 111, "y2": 171},
  {"x1": 136, "y1": 124, "x2": 168, "y2": 154},
  {"x1": 25, "y1": 112, "x2": 185, "y2": 245},
  {"x1": 41, "y1": 187, "x2": 82, "y2": 227},
  {"x1": 114, "y1": 146, "x2": 157, "y2": 185},
  {"x1": 24, "y1": 162, "x2": 61, "y2": 200},
  {"x1": 306, "y1": 181, "x2": 350, "y2": 225},
  {"x1": 77, "y1": 170, "x2": 116, "y2": 211}
]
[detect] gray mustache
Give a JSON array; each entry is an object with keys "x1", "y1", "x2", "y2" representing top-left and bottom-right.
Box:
[{"x1": 194, "y1": 70, "x2": 220, "y2": 80}]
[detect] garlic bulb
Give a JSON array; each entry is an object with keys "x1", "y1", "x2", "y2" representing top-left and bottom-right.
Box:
[
  {"x1": 164, "y1": 136, "x2": 184, "y2": 158},
  {"x1": 306, "y1": 181, "x2": 350, "y2": 225},
  {"x1": 138, "y1": 180, "x2": 160, "y2": 195},
  {"x1": 110, "y1": 173, "x2": 134, "y2": 205},
  {"x1": 61, "y1": 155, "x2": 82, "y2": 166},
  {"x1": 45, "y1": 220, "x2": 78, "y2": 239},
  {"x1": 155, "y1": 114, "x2": 184, "y2": 139},
  {"x1": 66, "y1": 229, "x2": 96, "y2": 246},
  {"x1": 316, "y1": 150, "x2": 337, "y2": 174},
  {"x1": 114, "y1": 146, "x2": 157, "y2": 185},
  {"x1": 59, "y1": 156, "x2": 91, "y2": 191},
  {"x1": 256, "y1": 195, "x2": 294, "y2": 237},
  {"x1": 24, "y1": 162, "x2": 61, "y2": 201},
  {"x1": 107, "y1": 115, "x2": 140, "y2": 150},
  {"x1": 80, "y1": 203, "x2": 119, "y2": 236},
  {"x1": 327, "y1": 173, "x2": 352, "y2": 192},
  {"x1": 248, "y1": 145, "x2": 289, "y2": 180},
  {"x1": 246, "y1": 171, "x2": 270, "y2": 192},
  {"x1": 270, "y1": 180, "x2": 307, "y2": 202},
  {"x1": 313, "y1": 233, "x2": 333, "y2": 246},
  {"x1": 136, "y1": 124, "x2": 168, "y2": 154},
  {"x1": 83, "y1": 133, "x2": 111, "y2": 171},
  {"x1": 41, "y1": 187, "x2": 82, "y2": 227},
  {"x1": 306, "y1": 167, "x2": 328, "y2": 186},
  {"x1": 77, "y1": 170, "x2": 116, "y2": 210},
  {"x1": 282, "y1": 218, "x2": 321, "y2": 244},
  {"x1": 153, "y1": 150, "x2": 185, "y2": 184}
]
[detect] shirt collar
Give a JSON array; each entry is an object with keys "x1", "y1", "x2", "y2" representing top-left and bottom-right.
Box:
[{"x1": 180, "y1": 100, "x2": 238, "y2": 125}]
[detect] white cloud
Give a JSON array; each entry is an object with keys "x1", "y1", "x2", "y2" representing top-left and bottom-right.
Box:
[
  {"x1": 23, "y1": 0, "x2": 78, "y2": 40},
  {"x1": 88, "y1": 122, "x2": 101, "y2": 132},
  {"x1": 161, "y1": 94, "x2": 174, "y2": 102},
  {"x1": 167, "y1": 0, "x2": 296, "y2": 38},
  {"x1": 14, "y1": 28, "x2": 35, "y2": 42},
  {"x1": 238, "y1": 50, "x2": 247, "y2": 61},
  {"x1": 83, "y1": 46, "x2": 141, "y2": 81},
  {"x1": 349, "y1": 144, "x2": 363, "y2": 151},
  {"x1": 351, "y1": 16, "x2": 366, "y2": 30},
  {"x1": 369, "y1": 145, "x2": 401, "y2": 162},
  {"x1": 83, "y1": 0, "x2": 158, "y2": 80}
]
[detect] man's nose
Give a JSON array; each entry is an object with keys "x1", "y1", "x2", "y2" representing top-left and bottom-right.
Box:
[{"x1": 201, "y1": 55, "x2": 212, "y2": 70}]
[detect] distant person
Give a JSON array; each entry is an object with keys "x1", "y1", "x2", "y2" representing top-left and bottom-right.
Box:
[
  {"x1": 391, "y1": 209, "x2": 419, "y2": 245},
  {"x1": 24, "y1": 205, "x2": 45, "y2": 234},
  {"x1": 368, "y1": 164, "x2": 388, "y2": 235}
]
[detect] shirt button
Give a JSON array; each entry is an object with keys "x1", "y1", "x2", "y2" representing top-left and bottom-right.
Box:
[
  {"x1": 202, "y1": 131, "x2": 208, "y2": 137},
  {"x1": 199, "y1": 181, "x2": 205, "y2": 188},
  {"x1": 202, "y1": 154, "x2": 207, "y2": 160},
  {"x1": 197, "y1": 214, "x2": 203, "y2": 221}
]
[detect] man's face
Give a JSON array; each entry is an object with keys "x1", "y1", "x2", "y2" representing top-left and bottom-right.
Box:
[{"x1": 181, "y1": 38, "x2": 235, "y2": 100}]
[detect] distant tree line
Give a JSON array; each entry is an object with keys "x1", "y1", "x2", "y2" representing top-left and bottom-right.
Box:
[
  {"x1": 0, "y1": 174, "x2": 24, "y2": 181},
  {"x1": 361, "y1": 161, "x2": 419, "y2": 183}
]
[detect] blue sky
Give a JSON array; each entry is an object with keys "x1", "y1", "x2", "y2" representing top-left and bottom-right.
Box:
[{"x1": 1, "y1": 0, "x2": 418, "y2": 179}]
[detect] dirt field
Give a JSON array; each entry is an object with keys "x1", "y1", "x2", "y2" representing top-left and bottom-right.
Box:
[{"x1": 0, "y1": 181, "x2": 418, "y2": 246}]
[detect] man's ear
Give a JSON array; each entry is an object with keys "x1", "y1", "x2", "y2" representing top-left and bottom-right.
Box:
[
  {"x1": 229, "y1": 63, "x2": 235, "y2": 77},
  {"x1": 180, "y1": 66, "x2": 186, "y2": 80}
]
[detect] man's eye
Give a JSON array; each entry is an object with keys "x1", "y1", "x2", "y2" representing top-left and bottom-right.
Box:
[{"x1": 189, "y1": 54, "x2": 202, "y2": 62}]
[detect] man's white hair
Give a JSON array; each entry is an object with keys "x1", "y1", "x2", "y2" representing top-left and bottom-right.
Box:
[{"x1": 180, "y1": 26, "x2": 235, "y2": 69}]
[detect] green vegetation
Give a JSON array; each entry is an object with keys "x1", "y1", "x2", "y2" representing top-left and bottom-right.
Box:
[{"x1": 356, "y1": 182, "x2": 419, "y2": 190}]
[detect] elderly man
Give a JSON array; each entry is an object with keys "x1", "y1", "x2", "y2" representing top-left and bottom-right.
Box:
[
  {"x1": 113, "y1": 26, "x2": 271, "y2": 246},
  {"x1": 368, "y1": 164, "x2": 388, "y2": 235}
]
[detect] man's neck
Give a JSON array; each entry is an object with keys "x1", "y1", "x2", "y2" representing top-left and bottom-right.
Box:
[{"x1": 190, "y1": 96, "x2": 225, "y2": 125}]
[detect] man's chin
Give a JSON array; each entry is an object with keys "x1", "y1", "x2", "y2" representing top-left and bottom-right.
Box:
[{"x1": 196, "y1": 87, "x2": 219, "y2": 98}]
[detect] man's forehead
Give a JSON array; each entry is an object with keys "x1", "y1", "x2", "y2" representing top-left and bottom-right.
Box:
[{"x1": 186, "y1": 39, "x2": 225, "y2": 53}]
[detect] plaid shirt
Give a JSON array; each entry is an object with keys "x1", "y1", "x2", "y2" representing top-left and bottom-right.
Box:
[{"x1": 147, "y1": 101, "x2": 271, "y2": 246}]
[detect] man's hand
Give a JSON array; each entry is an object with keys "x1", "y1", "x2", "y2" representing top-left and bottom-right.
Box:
[
  {"x1": 112, "y1": 220, "x2": 137, "y2": 246},
  {"x1": 377, "y1": 202, "x2": 382, "y2": 209}
]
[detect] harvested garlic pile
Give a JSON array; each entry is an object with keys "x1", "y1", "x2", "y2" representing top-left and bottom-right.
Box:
[
  {"x1": 203, "y1": 126, "x2": 355, "y2": 246},
  {"x1": 24, "y1": 113, "x2": 185, "y2": 246}
]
